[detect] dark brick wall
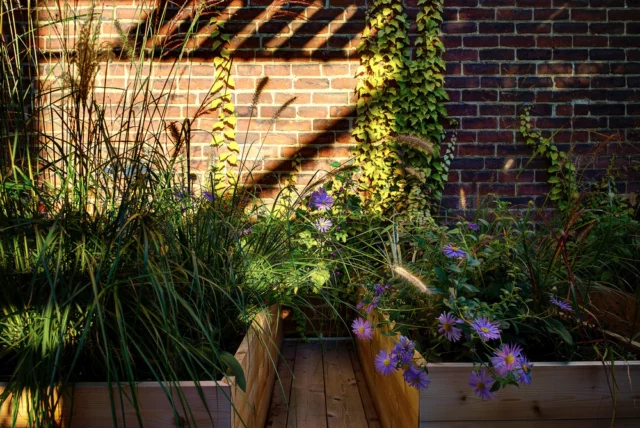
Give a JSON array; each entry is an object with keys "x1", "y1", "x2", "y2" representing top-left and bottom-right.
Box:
[{"x1": 438, "y1": 0, "x2": 640, "y2": 209}]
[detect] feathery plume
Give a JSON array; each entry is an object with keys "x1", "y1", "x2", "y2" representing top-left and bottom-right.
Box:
[
  {"x1": 392, "y1": 264, "x2": 431, "y2": 295},
  {"x1": 395, "y1": 134, "x2": 435, "y2": 156}
]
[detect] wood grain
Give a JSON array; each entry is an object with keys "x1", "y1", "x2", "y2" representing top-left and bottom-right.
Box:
[
  {"x1": 420, "y1": 361, "x2": 640, "y2": 423},
  {"x1": 323, "y1": 341, "x2": 369, "y2": 428},
  {"x1": 420, "y1": 420, "x2": 640, "y2": 428},
  {"x1": 349, "y1": 344, "x2": 382, "y2": 428},
  {"x1": 0, "y1": 305, "x2": 282, "y2": 428},
  {"x1": 266, "y1": 340, "x2": 297, "y2": 427},
  {"x1": 287, "y1": 342, "x2": 327, "y2": 428},
  {"x1": 355, "y1": 314, "x2": 422, "y2": 428}
]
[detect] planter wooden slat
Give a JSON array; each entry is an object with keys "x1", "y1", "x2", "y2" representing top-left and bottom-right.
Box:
[
  {"x1": 355, "y1": 312, "x2": 640, "y2": 427},
  {"x1": 0, "y1": 305, "x2": 282, "y2": 428},
  {"x1": 419, "y1": 420, "x2": 640, "y2": 427},
  {"x1": 355, "y1": 319, "x2": 423, "y2": 428},
  {"x1": 421, "y1": 361, "x2": 640, "y2": 423}
]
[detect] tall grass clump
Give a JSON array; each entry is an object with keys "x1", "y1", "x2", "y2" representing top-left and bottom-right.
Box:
[{"x1": 0, "y1": 1, "x2": 355, "y2": 426}]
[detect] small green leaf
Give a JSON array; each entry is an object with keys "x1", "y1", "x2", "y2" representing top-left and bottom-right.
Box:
[{"x1": 220, "y1": 351, "x2": 246, "y2": 391}]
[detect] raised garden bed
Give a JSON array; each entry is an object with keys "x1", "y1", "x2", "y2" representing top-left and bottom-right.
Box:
[
  {"x1": 0, "y1": 305, "x2": 282, "y2": 428},
  {"x1": 356, "y1": 315, "x2": 640, "y2": 427}
]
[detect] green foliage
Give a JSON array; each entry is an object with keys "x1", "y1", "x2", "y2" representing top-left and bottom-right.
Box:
[
  {"x1": 353, "y1": 0, "x2": 451, "y2": 220},
  {"x1": 377, "y1": 198, "x2": 640, "y2": 363},
  {"x1": 519, "y1": 108, "x2": 579, "y2": 211}
]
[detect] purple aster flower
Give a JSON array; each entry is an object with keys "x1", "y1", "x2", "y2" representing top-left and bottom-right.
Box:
[
  {"x1": 443, "y1": 244, "x2": 467, "y2": 259},
  {"x1": 374, "y1": 284, "x2": 386, "y2": 295},
  {"x1": 366, "y1": 296, "x2": 381, "y2": 314},
  {"x1": 471, "y1": 317, "x2": 502, "y2": 341},
  {"x1": 351, "y1": 318, "x2": 373, "y2": 341},
  {"x1": 515, "y1": 355, "x2": 533, "y2": 385},
  {"x1": 356, "y1": 301, "x2": 365, "y2": 311},
  {"x1": 550, "y1": 295, "x2": 573, "y2": 312},
  {"x1": 174, "y1": 189, "x2": 193, "y2": 201},
  {"x1": 437, "y1": 312, "x2": 463, "y2": 342},
  {"x1": 468, "y1": 222, "x2": 480, "y2": 231},
  {"x1": 392, "y1": 336, "x2": 415, "y2": 365},
  {"x1": 202, "y1": 191, "x2": 214, "y2": 202},
  {"x1": 238, "y1": 227, "x2": 253, "y2": 237},
  {"x1": 403, "y1": 365, "x2": 431, "y2": 390},
  {"x1": 490, "y1": 343, "x2": 523, "y2": 376},
  {"x1": 309, "y1": 188, "x2": 334, "y2": 211},
  {"x1": 468, "y1": 370, "x2": 495, "y2": 400},
  {"x1": 374, "y1": 350, "x2": 397, "y2": 376},
  {"x1": 314, "y1": 217, "x2": 333, "y2": 233}
]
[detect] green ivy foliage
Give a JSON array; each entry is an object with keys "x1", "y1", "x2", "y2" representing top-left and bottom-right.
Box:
[
  {"x1": 519, "y1": 108, "x2": 578, "y2": 211},
  {"x1": 353, "y1": 0, "x2": 451, "y2": 222}
]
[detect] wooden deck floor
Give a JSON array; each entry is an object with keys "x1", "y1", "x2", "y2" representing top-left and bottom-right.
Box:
[{"x1": 265, "y1": 340, "x2": 381, "y2": 428}]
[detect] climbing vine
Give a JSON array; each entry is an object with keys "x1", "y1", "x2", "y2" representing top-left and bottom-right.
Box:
[
  {"x1": 353, "y1": 0, "x2": 451, "y2": 221},
  {"x1": 519, "y1": 108, "x2": 578, "y2": 211}
]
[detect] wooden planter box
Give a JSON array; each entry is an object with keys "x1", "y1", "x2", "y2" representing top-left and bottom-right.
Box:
[
  {"x1": 1, "y1": 305, "x2": 283, "y2": 428},
  {"x1": 356, "y1": 317, "x2": 640, "y2": 427}
]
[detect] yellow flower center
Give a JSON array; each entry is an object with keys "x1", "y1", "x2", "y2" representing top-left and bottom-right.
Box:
[
  {"x1": 505, "y1": 355, "x2": 516, "y2": 365},
  {"x1": 522, "y1": 365, "x2": 529, "y2": 373},
  {"x1": 481, "y1": 327, "x2": 489, "y2": 333},
  {"x1": 383, "y1": 358, "x2": 390, "y2": 367},
  {"x1": 358, "y1": 327, "x2": 365, "y2": 335},
  {"x1": 477, "y1": 381, "x2": 485, "y2": 390},
  {"x1": 451, "y1": 245, "x2": 459, "y2": 251},
  {"x1": 443, "y1": 323, "x2": 452, "y2": 332}
]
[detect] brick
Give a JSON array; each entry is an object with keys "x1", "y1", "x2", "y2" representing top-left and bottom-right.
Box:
[
  {"x1": 464, "y1": 36, "x2": 499, "y2": 48},
  {"x1": 298, "y1": 106, "x2": 329, "y2": 118},
  {"x1": 553, "y1": 49, "x2": 588, "y2": 61},
  {"x1": 444, "y1": 49, "x2": 478, "y2": 61},
  {"x1": 458, "y1": 8, "x2": 495, "y2": 20},
  {"x1": 611, "y1": 62, "x2": 640, "y2": 74},
  {"x1": 447, "y1": 104, "x2": 478, "y2": 116},
  {"x1": 481, "y1": 77, "x2": 517, "y2": 88},
  {"x1": 590, "y1": 104, "x2": 625, "y2": 115},
  {"x1": 500, "y1": 90, "x2": 536, "y2": 102},
  {"x1": 592, "y1": 77, "x2": 625, "y2": 88},
  {"x1": 517, "y1": 0, "x2": 552, "y2": 5},
  {"x1": 517, "y1": 49, "x2": 552, "y2": 60},
  {"x1": 518, "y1": 77, "x2": 553, "y2": 88},
  {"x1": 442, "y1": 22, "x2": 477, "y2": 34},
  {"x1": 575, "y1": 62, "x2": 609, "y2": 74},
  {"x1": 553, "y1": 22, "x2": 588, "y2": 33},
  {"x1": 457, "y1": 144, "x2": 496, "y2": 155},
  {"x1": 574, "y1": 36, "x2": 608, "y2": 47},
  {"x1": 480, "y1": 104, "x2": 517, "y2": 115},
  {"x1": 294, "y1": 78, "x2": 329, "y2": 90},
  {"x1": 590, "y1": 23, "x2": 624, "y2": 34},
  {"x1": 534, "y1": 9, "x2": 570, "y2": 20},
  {"x1": 538, "y1": 63, "x2": 573, "y2": 74},
  {"x1": 590, "y1": 49, "x2": 625, "y2": 60},
  {"x1": 461, "y1": 90, "x2": 499, "y2": 101},
  {"x1": 609, "y1": 10, "x2": 640, "y2": 21},
  {"x1": 442, "y1": 36, "x2": 462, "y2": 49},
  {"x1": 462, "y1": 118, "x2": 498, "y2": 129},
  {"x1": 464, "y1": 63, "x2": 500, "y2": 75},
  {"x1": 446, "y1": 77, "x2": 480, "y2": 88},
  {"x1": 536, "y1": 36, "x2": 572, "y2": 47},
  {"x1": 610, "y1": 37, "x2": 640, "y2": 48},
  {"x1": 500, "y1": 36, "x2": 535, "y2": 47},
  {"x1": 517, "y1": 22, "x2": 551, "y2": 33},
  {"x1": 501, "y1": 63, "x2": 536, "y2": 75},
  {"x1": 571, "y1": 9, "x2": 607, "y2": 21},
  {"x1": 480, "y1": 22, "x2": 515, "y2": 33},
  {"x1": 497, "y1": 9, "x2": 533, "y2": 20},
  {"x1": 331, "y1": 78, "x2": 356, "y2": 89},
  {"x1": 590, "y1": 0, "x2": 625, "y2": 6},
  {"x1": 480, "y1": 49, "x2": 515, "y2": 60},
  {"x1": 554, "y1": 77, "x2": 590, "y2": 88}
]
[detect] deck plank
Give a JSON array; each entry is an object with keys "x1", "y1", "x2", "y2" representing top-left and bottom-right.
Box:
[
  {"x1": 287, "y1": 342, "x2": 327, "y2": 428},
  {"x1": 323, "y1": 341, "x2": 370, "y2": 428},
  {"x1": 266, "y1": 341, "x2": 297, "y2": 427},
  {"x1": 348, "y1": 344, "x2": 382, "y2": 428}
]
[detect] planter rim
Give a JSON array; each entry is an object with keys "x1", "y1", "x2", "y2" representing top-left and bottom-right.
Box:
[{"x1": 427, "y1": 360, "x2": 640, "y2": 367}]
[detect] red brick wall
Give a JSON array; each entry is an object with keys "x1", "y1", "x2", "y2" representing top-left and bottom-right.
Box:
[
  {"x1": 30, "y1": 0, "x2": 640, "y2": 207},
  {"x1": 438, "y1": 0, "x2": 640, "y2": 209}
]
